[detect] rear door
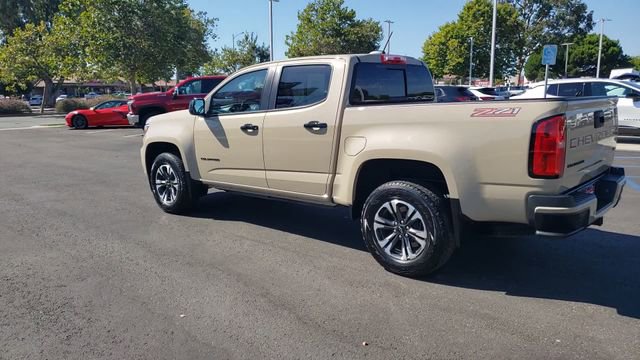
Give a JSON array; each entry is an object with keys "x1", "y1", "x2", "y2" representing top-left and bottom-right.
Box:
[{"x1": 262, "y1": 60, "x2": 343, "y2": 195}]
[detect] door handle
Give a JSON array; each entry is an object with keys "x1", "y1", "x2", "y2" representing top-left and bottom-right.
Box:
[
  {"x1": 303, "y1": 121, "x2": 328, "y2": 130},
  {"x1": 240, "y1": 123, "x2": 259, "y2": 132}
]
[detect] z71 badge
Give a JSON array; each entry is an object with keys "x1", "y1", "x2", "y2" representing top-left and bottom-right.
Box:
[{"x1": 471, "y1": 107, "x2": 522, "y2": 117}]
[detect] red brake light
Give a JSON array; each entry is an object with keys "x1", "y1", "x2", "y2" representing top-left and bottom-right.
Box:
[
  {"x1": 455, "y1": 96, "x2": 471, "y2": 102},
  {"x1": 529, "y1": 115, "x2": 566, "y2": 178},
  {"x1": 480, "y1": 96, "x2": 494, "y2": 101},
  {"x1": 381, "y1": 54, "x2": 407, "y2": 64}
]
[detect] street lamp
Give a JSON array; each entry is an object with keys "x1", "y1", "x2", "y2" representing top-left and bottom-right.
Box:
[
  {"x1": 268, "y1": 0, "x2": 279, "y2": 61},
  {"x1": 384, "y1": 20, "x2": 394, "y2": 53},
  {"x1": 232, "y1": 32, "x2": 247, "y2": 52},
  {"x1": 596, "y1": 18, "x2": 612, "y2": 78},
  {"x1": 561, "y1": 42, "x2": 574, "y2": 78},
  {"x1": 469, "y1": 37, "x2": 474, "y2": 86},
  {"x1": 489, "y1": 0, "x2": 497, "y2": 86}
]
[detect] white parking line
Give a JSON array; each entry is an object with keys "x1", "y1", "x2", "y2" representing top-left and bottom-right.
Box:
[
  {"x1": 123, "y1": 133, "x2": 143, "y2": 138},
  {"x1": 85, "y1": 129, "x2": 118, "y2": 134},
  {"x1": 0, "y1": 125, "x2": 65, "y2": 131}
]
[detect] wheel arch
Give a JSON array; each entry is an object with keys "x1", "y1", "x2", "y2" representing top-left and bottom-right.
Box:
[
  {"x1": 351, "y1": 158, "x2": 452, "y2": 219},
  {"x1": 144, "y1": 142, "x2": 184, "y2": 177}
]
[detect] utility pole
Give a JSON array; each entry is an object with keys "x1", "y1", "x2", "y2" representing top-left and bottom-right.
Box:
[
  {"x1": 489, "y1": 0, "x2": 497, "y2": 86},
  {"x1": 561, "y1": 42, "x2": 574, "y2": 78},
  {"x1": 596, "y1": 18, "x2": 612, "y2": 78},
  {"x1": 384, "y1": 20, "x2": 394, "y2": 53},
  {"x1": 469, "y1": 37, "x2": 474, "y2": 86},
  {"x1": 268, "y1": 0, "x2": 279, "y2": 61}
]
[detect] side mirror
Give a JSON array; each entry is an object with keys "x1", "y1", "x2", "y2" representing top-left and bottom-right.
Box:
[
  {"x1": 189, "y1": 98, "x2": 206, "y2": 116},
  {"x1": 172, "y1": 87, "x2": 179, "y2": 99}
]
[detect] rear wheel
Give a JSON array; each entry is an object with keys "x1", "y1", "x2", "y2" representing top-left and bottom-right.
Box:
[
  {"x1": 72, "y1": 115, "x2": 88, "y2": 129},
  {"x1": 361, "y1": 181, "x2": 455, "y2": 277}
]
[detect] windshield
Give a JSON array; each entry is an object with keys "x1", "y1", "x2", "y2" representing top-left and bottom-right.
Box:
[{"x1": 622, "y1": 81, "x2": 640, "y2": 91}]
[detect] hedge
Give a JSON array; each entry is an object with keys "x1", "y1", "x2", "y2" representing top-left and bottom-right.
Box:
[
  {"x1": 55, "y1": 96, "x2": 120, "y2": 113},
  {"x1": 0, "y1": 99, "x2": 32, "y2": 114}
]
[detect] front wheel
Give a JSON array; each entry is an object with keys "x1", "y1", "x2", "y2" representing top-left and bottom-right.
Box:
[
  {"x1": 72, "y1": 115, "x2": 88, "y2": 129},
  {"x1": 149, "y1": 152, "x2": 197, "y2": 214},
  {"x1": 361, "y1": 181, "x2": 455, "y2": 277}
]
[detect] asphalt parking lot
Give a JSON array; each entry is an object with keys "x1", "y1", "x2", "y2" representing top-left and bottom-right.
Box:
[{"x1": 1, "y1": 118, "x2": 639, "y2": 359}]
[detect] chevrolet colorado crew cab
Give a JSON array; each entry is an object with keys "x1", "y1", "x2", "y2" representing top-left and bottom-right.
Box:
[
  {"x1": 140, "y1": 53, "x2": 625, "y2": 277},
  {"x1": 127, "y1": 75, "x2": 226, "y2": 127}
]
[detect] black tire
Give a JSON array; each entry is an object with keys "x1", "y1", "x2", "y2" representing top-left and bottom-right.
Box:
[
  {"x1": 71, "y1": 115, "x2": 88, "y2": 129},
  {"x1": 149, "y1": 152, "x2": 197, "y2": 214},
  {"x1": 139, "y1": 110, "x2": 163, "y2": 127},
  {"x1": 361, "y1": 181, "x2": 455, "y2": 277}
]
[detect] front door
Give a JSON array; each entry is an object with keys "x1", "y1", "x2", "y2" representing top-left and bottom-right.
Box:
[
  {"x1": 194, "y1": 69, "x2": 271, "y2": 188},
  {"x1": 262, "y1": 61, "x2": 343, "y2": 195}
]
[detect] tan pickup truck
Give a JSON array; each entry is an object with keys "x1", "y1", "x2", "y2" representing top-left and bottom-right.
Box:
[{"x1": 140, "y1": 53, "x2": 625, "y2": 277}]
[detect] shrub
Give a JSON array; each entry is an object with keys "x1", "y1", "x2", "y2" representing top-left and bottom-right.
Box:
[
  {"x1": 55, "y1": 96, "x2": 119, "y2": 113},
  {"x1": 0, "y1": 99, "x2": 32, "y2": 114}
]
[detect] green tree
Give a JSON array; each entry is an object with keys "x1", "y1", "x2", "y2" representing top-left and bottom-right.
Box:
[
  {"x1": 0, "y1": 21, "x2": 81, "y2": 111},
  {"x1": 422, "y1": 0, "x2": 521, "y2": 80},
  {"x1": 0, "y1": 0, "x2": 62, "y2": 39},
  {"x1": 285, "y1": 0, "x2": 382, "y2": 57},
  {"x1": 524, "y1": 34, "x2": 629, "y2": 80},
  {"x1": 59, "y1": 0, "x2": 216, "y2": 92},
  {"x1": 507, "y1": 0, "x2": 594, "y2": 82},
  {"x1": 630, "y1": 56, "x2": 640, "y2": 70},
  {"x1": 203, "y1": 33, "x2": 269, "y2": 75}
]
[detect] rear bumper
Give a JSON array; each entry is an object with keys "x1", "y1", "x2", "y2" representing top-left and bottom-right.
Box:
[{"x1": 527, "y1": 167, "x2": 625, "y2": 236}]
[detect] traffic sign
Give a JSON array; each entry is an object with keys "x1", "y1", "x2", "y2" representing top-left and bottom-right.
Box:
[{"x1": 542, "y1": 45, "x2": 558, "y2": 66}]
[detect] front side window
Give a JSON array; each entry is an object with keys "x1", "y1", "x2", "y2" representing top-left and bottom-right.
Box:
[
  {"x1": 178, "y1": 80, "x2": 202, "y2": 95},
  {"x1": 350, "y1": 63, "x2": 435, "y2": 105},
  {"x1": 604, "y1": 83, "x2": 632, "y2": 97},
  {"x1": 209, "y1": 69, "x2": 267, "y2": 114},
  {"x1": 95, "y1": 101, "x2": 124, "y2": 110},
  {"x1": 275, "y1": 65, "x2": 331, "y2": 109}
]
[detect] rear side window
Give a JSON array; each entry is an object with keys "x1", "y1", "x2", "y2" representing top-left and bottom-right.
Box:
[
  {"x1": 558, "y1": 83, "x2": 584, "y2": 96},
  {"x1": 275, "y1": 65, "x2": 331, "y2": 109},
  {"x1": 350, "y1": 63, "x2": 435, "y2": 105}
]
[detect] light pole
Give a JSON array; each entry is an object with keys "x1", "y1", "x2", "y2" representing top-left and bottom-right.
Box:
[
  {"x1": 561, "y1": 42, "x2": 574, "y2": 78},
  {"x1": 384, "y1": 20, "x2": 394, "y2": 53},
  {"x1": 268, "y1": 0, "x2": 279, "y2": 61},
  {"x1": 469, "y1": 37, "x2": 474, "y2": 86},
  {"x1": 596, "y1": 18, "x2": 612, "y2": 78},
  {"x1": 489, "y1": 0, "x2": 497, "y2": 86},
  {"x1": 232, "y1": 32, "x2": 247, "y2": 52}
]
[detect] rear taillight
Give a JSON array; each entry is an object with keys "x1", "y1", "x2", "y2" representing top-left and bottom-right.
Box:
[
  {"x1": 455, "y1": 96, "x2": 471, "y2": 101},
  {"x1": 529, "y1": 115, "x2": 566, "y2": 178},
  {"x1": 480, "y1": 96, "x2": 494, "y2": 101}
]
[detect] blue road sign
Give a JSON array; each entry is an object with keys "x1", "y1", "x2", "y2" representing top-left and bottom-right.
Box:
[{"x1": 542, "y1": 45, "x2": 558, "y2": 66}]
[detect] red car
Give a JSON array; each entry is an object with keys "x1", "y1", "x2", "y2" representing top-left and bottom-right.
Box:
[{"x1": 65, "y1": 100, "x2": 130, "y2": 129}]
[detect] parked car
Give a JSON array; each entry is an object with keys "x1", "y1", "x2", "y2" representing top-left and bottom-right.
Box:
[
  {"x1": 84, "y1": 92, "x2": 99, "y2": 100},
  {"x1": 127, "y1": 75, "x2": 226, "y2": 127},
  {"x1": 28, "y1": 95, "x2": 43, "y2": 106},
  {"x1": 65, "y1": 100, "x2": 129, "y2": 129},
  {"x1": 434, "y1": 85, "x2": 478, "y2": 102},
  {"x1": 140, "y1": 53, "x2": 624, "y2": 277},
  {"x1": 513, "y1": 78, "x2": 640, "y2": 135},
  {"x1": 469, "y1": 87, "x2": 505, "y2": 101},
  {"x1": 55, "y1": 94, "x2": 68, "y2": 103}
]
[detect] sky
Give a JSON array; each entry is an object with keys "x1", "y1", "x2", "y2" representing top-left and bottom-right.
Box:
[{"x1": 187, "y1": 0, "x2": 640, "y2": 60}]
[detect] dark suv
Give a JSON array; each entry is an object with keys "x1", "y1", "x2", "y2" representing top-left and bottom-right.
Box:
[{"x1": 435, "y1": 86, "x2": 478, "y2": 102}]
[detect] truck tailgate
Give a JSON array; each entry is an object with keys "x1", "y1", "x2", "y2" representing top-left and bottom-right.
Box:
[{"x1": 562, "y1": 97, "x2": 618, "y2": 188}]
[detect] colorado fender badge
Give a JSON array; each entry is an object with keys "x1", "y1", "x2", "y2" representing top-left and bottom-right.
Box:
[{"x1": 471, "y1": 107, "x2": 522, "y2": 117}]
